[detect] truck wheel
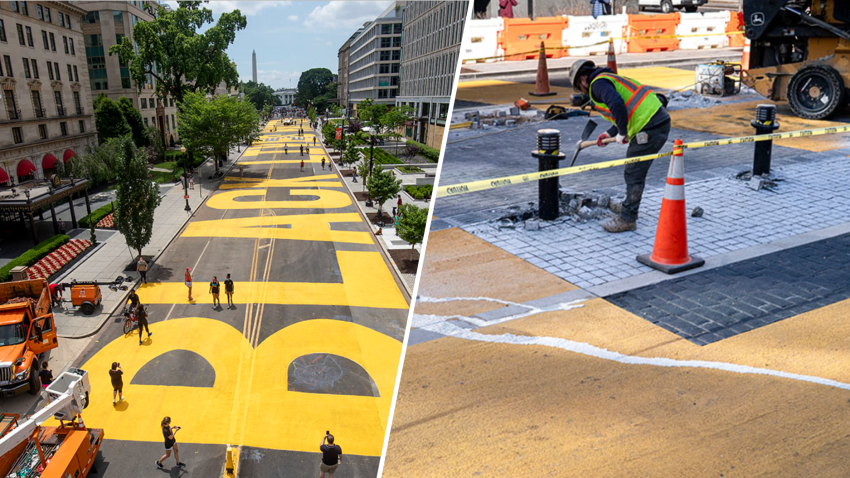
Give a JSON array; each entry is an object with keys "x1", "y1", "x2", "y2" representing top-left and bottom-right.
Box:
[
  {"x1": 28, "y1": 365, "x2": 39, "y2": 395},
  {"x1": 81, "y1": 302, "x2": 96, "y2": 315},
  {"x1": 661, "y1": 0, "x2": 673, "y2": 13},
  {"x1": 787, "y1": 65, "x2": 845, "y2": 120}
]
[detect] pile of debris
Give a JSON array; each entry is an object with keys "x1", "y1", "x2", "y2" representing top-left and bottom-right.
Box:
[
  {"x1": 461, "y1": 107, "x2": 543, "y2": 129},
  {"x1": 3, "y1": 296, "x2": 36, "y2": 307},
  {"x1": 492, "y1": 190, "x2": 621, "y2": 230},
  {"x1": 666, "y1": 89, "x2": 722, "y2": 109},
  {"x1": 735, "y1": 169, "x2": 784, "y2": 192}
]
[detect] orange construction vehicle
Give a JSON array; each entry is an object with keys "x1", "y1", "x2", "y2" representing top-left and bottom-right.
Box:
[
  {"x1": 0, "y1": 368, "x2": 102, "y2": 478},
  {"x1": 0, "y1": 279, "x2": 58, "y2": 397}
]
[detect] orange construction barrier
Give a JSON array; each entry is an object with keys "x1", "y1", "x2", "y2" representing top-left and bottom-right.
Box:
[
  {"x1": 626, "y1": 13, "x2": 679, "y2": 53},
  {"x1": 637, "y1": 139, "x2": 704, "y2": 274},
  {"x1": 726, "y1": 11, "x2": 745, "y2": 47},
  {"x1": 500, "y1": 16, "x2": 568, "y2": 61}
]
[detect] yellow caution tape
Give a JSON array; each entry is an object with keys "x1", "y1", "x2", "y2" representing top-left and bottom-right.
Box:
[{"x1": 436, "y1": 125, "x2": 850, "y2": 198}]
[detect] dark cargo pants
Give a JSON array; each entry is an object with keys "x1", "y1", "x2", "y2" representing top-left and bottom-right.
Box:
[{"x1": 620, "y1": 118, "x2": 671, "y2": 222}]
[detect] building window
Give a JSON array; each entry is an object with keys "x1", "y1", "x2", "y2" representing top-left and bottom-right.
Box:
[
  {"x1": 12, "y1": 1, "x2": 19, "y2": 13},
  {"x1": 5, "y1": 90, "x2": 18, "y2": 118},
  {"x1": 12, "y1": 127, "x2": 23, "y2": 144},
  {"x1": 113, "y1": 11, "x2": 123, "y2": 24},
  {"x1": 20, "y1": 1, "x2": 29, "y2": 16},
  {"x1": 44, "y1": 7, "x2": 50, "y2": 23},
  {"x1": 36, "y1": 4, "x2": 43, "y2": 20},
  {"x1": 69, "y1": 38, "x2": 74, "y2": 55},
  {"x1": 73, "y1": 65, "x2": 78, "y2": 82},
  {"x1": 38, "y1": 123, "x2": 47, "y2": 139},
  {"x1": 171, "y1": 114, "x2": 175, "y2": 126},
  {"x1": 22, "y1": 58, "x2": 30, "y2": 78},
  {"x1": 170, "y1": 98, "x2": 174, "y2": 107},
  {"x1": 141, "y1": 98, "x2": 147, "y2": 108},
  {"x1": 3, "y1": 56, "x2": 12, "y2": 77},
  {"x1": 151, "y1": 116, "x2": 155, "y2": 126},
  {"x1": 0, "y1": 20, "x2": 7, "y2": 43},
  {"x1": 143, "y1": 117, "x2": 148, "y2": 126},
  {"x1": 30, "y1": 58, "x2": 38, "y2": 78},
  {"x1": 394, "y1": 23, "x2": 402, "y2": 34},
  {"x1": 73, "y1": 91, "x2": 81, "y2": 114},
  {"x1": 393, "y1": 37, "x2": 401, "y2": 48},
  {"x1": 49, "y1": 32, "x2": 55, "y2": 51},
  {"x1": 392, "y1": 51, "x2": 400, "y2": 61},
  {"x1": 31, "y1": 90, "x2": 43, "y2": 116},
  {"x1": 66, "y1": 64, "x2": 71, "y2": 81},
  {"x1": 63, "y1": 35, "x2": 68, "y2": 54},
  {"x1": 54, "y1": 90, "x2": 63, "y2": 115},
  {"x1": 83, "y1": 11, "x2": 100, "y2": 24},
  {"x1": 78, "y1": 119, "x2": 85, "y2": 132},
  {"x1": 60, "y1": 121, "x2": 67, "y2": 136},
  {"x1": 381, "y1": 37, "x2": 391, "y2": 48},
  {"x1": 59, "y1": 12, "x2": 64, "y2": 27},
  {"x1": 54, "y1": 61, "x2": 59, "y2": 80},
  {"x1": 16, "y1": 24, "x2": 25, "y2": 45},
  {"x1": 25, "y1": 26, "x2": 33, "y2": 47},
  {"x1": 46, "y1": 61, "x2": 53, "y2": 80},
  {"x1": 41, "y1": 29, "x2": 48, "y2": 49}
]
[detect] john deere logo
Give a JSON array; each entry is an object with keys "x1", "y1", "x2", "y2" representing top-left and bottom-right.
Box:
[{"x1": 751, "y1": 12, "x2": 765, "y2": 26}]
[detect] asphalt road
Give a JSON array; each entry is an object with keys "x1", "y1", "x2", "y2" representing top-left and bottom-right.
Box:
[{"x1": 58, "y1": 119, "x2": 409, "y2": 477}]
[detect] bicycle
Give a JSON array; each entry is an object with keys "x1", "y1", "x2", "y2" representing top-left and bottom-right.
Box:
[{"x1": 121, "y1": 306, "x2": 144, "y2": 335}]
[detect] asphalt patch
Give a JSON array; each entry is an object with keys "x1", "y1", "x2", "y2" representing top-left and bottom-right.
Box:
[
  {"x1": 131, "y1": 349, "x2": 216, "y2": 388},
  {"x1": 287, "y1": 353, "x2": 379, "y2": 397},
  {"x1": 607, "y1": 233, "x2": 850, "y2": 345},
  {"x1": 239, "y1": 447, "x2": 379, "y2": 478}
]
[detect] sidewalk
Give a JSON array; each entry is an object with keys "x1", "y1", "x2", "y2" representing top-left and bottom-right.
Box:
[{"x1": 53, "y1": 147, "x2": 244, "y2": 338}]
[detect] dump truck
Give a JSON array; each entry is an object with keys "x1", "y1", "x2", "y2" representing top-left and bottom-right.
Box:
[
  {"x1": 742, "y1": 0, "x2": 850, "y2": 119},
  {"x1": 0, "y1": 368, "x2": 102, "y2": 478},
  {"x1": 0, "y1": 279, "x2": 58, "y2": 397}
]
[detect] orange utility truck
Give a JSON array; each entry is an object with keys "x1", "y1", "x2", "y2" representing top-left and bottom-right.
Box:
[{"x1": 0, "y1": 279, "x2": 58, "y2": 397}]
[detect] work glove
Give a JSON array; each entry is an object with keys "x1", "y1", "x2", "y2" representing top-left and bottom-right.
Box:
[
  {"x1": 596, "y1": 132, "x2": 610, "y2": 147},
  {"x1": 614, "y1": 133, "x2": 628, "y2": 144}
]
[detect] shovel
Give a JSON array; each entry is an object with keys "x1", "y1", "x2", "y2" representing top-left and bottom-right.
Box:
[{"x1": 568, "y1": 119, "x2": 617, "y2": 167}]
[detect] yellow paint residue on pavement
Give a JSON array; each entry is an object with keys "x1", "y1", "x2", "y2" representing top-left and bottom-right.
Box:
[
  {"x1": 136, "y1": 251, "x2": 408, "y2": 309},
  {"x1": 206, "y1": 189, "x2": 352, "y2": 209},
  {"x1": 457, "y1": 80, "x2": 515, "y2": 89},
  {"x1": 618, "y1": 66, "x2": 696, "y2": 90},
  {"x1": 182, "y1": 212, "x2": 371, "y2": 243},
  {"x1": 67, "y1": 318, "x2": 400, "y2": 457}
]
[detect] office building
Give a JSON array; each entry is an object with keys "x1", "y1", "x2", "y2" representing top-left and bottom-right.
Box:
[
  {"x1": 396, "y1": 1, "x2": 466, "y2": 149},
  {"x1": 0, "y1": 0, "x2": 97, "y2": 186},
  {"x1": 347, "y1": 2, "x2": 405, "y2": 110}
]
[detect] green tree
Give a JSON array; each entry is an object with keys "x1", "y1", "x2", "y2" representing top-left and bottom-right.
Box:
[
  {"x1": 328, "y1": 104, "x2": 343, "y2": 118},
  {"x1": 94, "y1": 94, "x2": 131, "y2": 143},
  {"x1": 307, "y1": 106, "x2": 317, "y2": 123},
  {"x1": 396, "y1": 203, "x2": 427, "y2": 250},
  {"x1": 381, "y1": 105, "x2": 415, "y2": 154},
  {"x1": 109, "y1": 2, "x2": 246, "y2": 106},
  {"x1": 357, "y1": 159, "x2": 370, "y2": 192},
  {"x1": 295, "y1": 68, "x2": 334, "y2": 107},
  {"x1": 357, "y1": 98, "x2": 388, "y2": 126},
  {"x1": 366, "y1": 166, "x2": 402, "y2": 217},
  {"x1": 178, "y1": 90, "x2": 259, "y2": 175},
  {"x1": 243, "y1": 80, "x2": 276, "y2": 111},
  {"x1": 117, "y1": 97, "x2": 149, "y2": 147},
  {"x1": 71, "y1": 138, "x2": 123, "y2": 186},
  {"x1": 145, "y1": 125, "x2": 165, "y2": 162},
  {"x1": 114, "y1": 136, "x2": 162, "y2": 258},
  {"x1": 341, "y1": 141, "x2": 361, "y2": 169}
]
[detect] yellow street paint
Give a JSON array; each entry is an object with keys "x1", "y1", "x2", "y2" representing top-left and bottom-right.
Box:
[
  {"x1": 206, "y1": 189, "x2": 353, "y2": 210},
  {"x1": 618, "y1": 67, "x2": 696, "y2": 90},
  {"x1": 182, "y1": 213, "x2": 372, "y2": 244},
  {"x1": 62, "y1": 318, "x2": 400, "y2": 457},
  {"x1": 136, "y1": 251, "x2": 407, "y2": 309},
  {"x1": 457, "y1": 80, "x2": 514, "y2": 89},
  {"x1": 220, "y1": 175, "x2": 343, "y2": 189}
]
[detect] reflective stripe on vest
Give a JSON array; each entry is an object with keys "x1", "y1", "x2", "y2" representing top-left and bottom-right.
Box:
[{"x1": 590, "y1": 73, "x2": 662, "y2": 139}]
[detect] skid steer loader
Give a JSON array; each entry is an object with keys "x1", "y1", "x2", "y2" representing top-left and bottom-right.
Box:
[{"x1": 742, "y1": 0, "x2": 850, "y2": 119}]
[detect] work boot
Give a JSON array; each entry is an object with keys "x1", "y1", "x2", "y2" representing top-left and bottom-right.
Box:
[
  {"x1": 602, "y1": 215, "x2": 636, "y2": 233},
  {"x1": 609, "y1": 200, "x2": 623, "y2": 215}
]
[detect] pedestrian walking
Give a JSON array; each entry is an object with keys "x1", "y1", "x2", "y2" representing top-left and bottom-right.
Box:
[
  {"x1": 156, "y1": 417, "x2": 186, "y2": 469},
  {"x1": 313, "y1": 137, "x2": 317, "y2": 145},
  {"x1": 136, "y1": 303, "x2": 151, "y2": 344},
  {"x1": 591, "y1": 0, "x2": 612, "y2": 19},
  {"x1": 189, "y1": 175, "x2": 195, "y2": 190},
  {"x1": 319, "y1": 432, "x2": 342, "y2": 478},
  {"x1": 300, "y1": 145, "x2": 304, "y2": 156},
  {"x1": 570, "y1": 59, "x2": 670, "y2": 232},
  {"x1": 284, "y1": 144, "x2": 288, "y2": 155},
  {"x1": 224, "y1": 273, "x2": 234, "y2": 308},
  {"x1": 136, "y1": 256, "x2": 149, "y2": 284},
  {"x1": 499, "y1": 0, "x2": 517, "y2": 18},
  {"x1": 391, "y1": 206, "x2": 397, "y2": 218},
  {"x1": 394, "y1": 214, "x2": 400, "y2": 236},
  {"x1": 301, "y1": 159, "x2": 305, "y2": 171},
  {"x1": 209, "y1": 276, "x2": 221, "y2": 309},
  {"x1": 110, "y1": 362, "x2": 124, "y2": 405},
  {"x1": 39, "y1": 361, "x2": 53, "y2": 388},
  {"x1": 185, "y1": 268, "x2": 193, "y2": 301},
  {"x1": 321, "y1": 157, "x2": 326, "y2": 170},
  {"x1": 306, "y1": 146, "x2": 310, "y2": 155},
  {"x1": 397, "y1": 195, "x2": 402, "y2": 209},
  {"x1": 58, "y1": 218, "x2": 66, "y2": 235}
]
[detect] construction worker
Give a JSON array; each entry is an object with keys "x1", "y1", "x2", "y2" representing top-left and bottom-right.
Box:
[{"x1": 569, "y1": 59, "x2": 670, "y2": 233}]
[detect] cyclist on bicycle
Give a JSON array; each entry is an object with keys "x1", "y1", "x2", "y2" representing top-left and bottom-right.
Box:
[
  {"x1": 136, "y1": 303, "x2": 151, "y2": 345},
  {"x1": 128, "y1": 290, "x2": 140, "y2": 310}
]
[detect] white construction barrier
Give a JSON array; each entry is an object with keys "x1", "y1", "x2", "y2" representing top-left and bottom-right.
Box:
[
  {"x1": 564, "y1": 15, "x2": 628, "y2": 56},
  {"x1": 461, "y1": 18, "x2": 504, "y2": 62},
  {"x1": 677, "y1": 12, "x2": 729, "y2": 50}
]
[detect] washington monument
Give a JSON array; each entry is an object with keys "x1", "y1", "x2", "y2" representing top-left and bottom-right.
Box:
[{"x1": 252, "y1": 49, "x2": 257, "y2": 83}]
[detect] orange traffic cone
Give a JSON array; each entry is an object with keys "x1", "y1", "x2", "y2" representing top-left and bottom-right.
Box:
[
  {"x1": 529, "y1": 41, "x2": 556, "y2": 96},
  {"x1": 636, "y1": 139, "x2": 704, "y2": 274},
  {"x1": 741, "y1": 38, "x2": 751, "y2": 72},
  {"x1": 606, "y1": 38, "x2": 618, "y2": 73}
]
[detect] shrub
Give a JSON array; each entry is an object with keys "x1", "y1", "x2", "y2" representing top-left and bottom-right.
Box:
[
  {"x1": 398, "y1": 166, "x2": 424, "y2": 173},
  {"x1": 404, "y1": 184, "x2": 433, "y2": 199},
  {"x1": 405, "y1": 140, "x2": 440, "y2": 162},
  {"x1": 0, "y1": 235, "x2": 70, "y2": 282},
  {"x1": 369, "y1": 148, "x2": 402, "y2": 165},
  {"x1": 79, "y1": 202, "x2": 115, "y2": 229}
]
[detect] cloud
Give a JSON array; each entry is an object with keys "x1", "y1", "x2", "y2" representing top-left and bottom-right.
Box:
[
  {"x1": 304, "y1": 1, "x2": 394, "y2": 30},
  {"x1": 255, "y1": 69, "x2": 302, "y2": 90},
  {"x1": 162, "y1": 1, "x2": 291, "y2": 17},
  {"x1": 288, "y1": 15, "x2": 298, "y2": 21}
]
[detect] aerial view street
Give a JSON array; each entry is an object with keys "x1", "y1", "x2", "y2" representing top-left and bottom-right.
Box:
[{"x1": 385, "y1": 0, "x2": 850, "y2": 476}]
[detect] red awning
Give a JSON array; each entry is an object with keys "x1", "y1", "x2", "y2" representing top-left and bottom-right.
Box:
[
  {"x1": 42, "y1": 154, "x2": 58, "y2": 170},
  {"x1": 0, "y1": 169, "x2": 8, "y2": 183},
  {"x1": 62, "y1": 149, "x2": 77, "y2": 162},
  {"x1": 17, "y1": 160, "x2": 36, "y2": 177}
]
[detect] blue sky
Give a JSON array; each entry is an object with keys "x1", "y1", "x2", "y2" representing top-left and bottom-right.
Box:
[{"x1": 164, "y1": 1, "x2": 393, "y2": 90}]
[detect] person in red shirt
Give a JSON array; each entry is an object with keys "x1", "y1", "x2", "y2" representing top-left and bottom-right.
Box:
[
  {"x1": 48, "y1": 283, "x2": 62, "y2": 308},
  {"x1": 184, "y1": 268, "x2": 193, "y2": 301}
]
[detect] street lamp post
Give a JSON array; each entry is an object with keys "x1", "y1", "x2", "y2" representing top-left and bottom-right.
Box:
[{"x1": 181, "y1": 146, "x2": 191, "y2": 212}]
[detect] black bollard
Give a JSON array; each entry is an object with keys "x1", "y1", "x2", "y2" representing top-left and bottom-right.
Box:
[
  {"x1": 751, "y1": 104, "x2": 780, "y2": 176},
  {"x1": 531, "y1": 129, "x2": 566, "y2": 220}
]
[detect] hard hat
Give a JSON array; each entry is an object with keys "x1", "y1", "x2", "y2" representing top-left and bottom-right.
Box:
[{"x1": 569, "y1": 59, "x2": 596, "y2": 91}]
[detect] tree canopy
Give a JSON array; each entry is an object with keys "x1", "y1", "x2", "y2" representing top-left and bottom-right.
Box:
[
  {"x1": 295, "y1": 68, "x2": 335, "y2": 110},
  {"x1": 396, "y1": 203, "x2": 428, "y2": 250},
  {"x1": 109, "y1": 1, "x2": 246, "y2": 104},
  {"x1": 93, "y1": 94, "x2": 131, "y2": 144},
  {"x1": 117, "y1": 97, "x2": 149, "y2": 148},
  {"x1": 113, "y1": 136, "x2": 162, "y2": 258},
  {"x1": 366, "y1": 166, "x2": 402, "y2": 215},
  {"x1": 243, "y1": 80, "x2": 276, "y2": 110}
]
